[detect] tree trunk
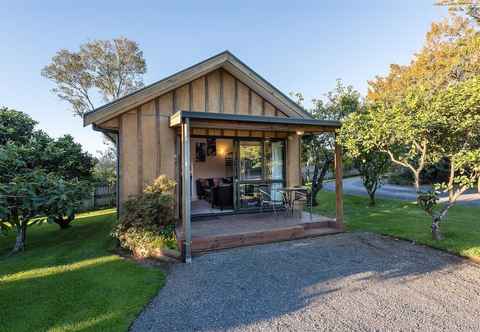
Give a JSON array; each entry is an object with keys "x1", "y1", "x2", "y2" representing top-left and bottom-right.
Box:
[
  {"x1": 11, "y1": 222, "x2": 27, "y2": 254},
  {"x1": 413, "y1": 172, "x2": 421, "y2": 193},
  {"x1": 311, "y1": 157, "x2": 332, "y2": 206},
  {"x1": 311, "y1": 164, "x2": 320, "y2": 207},
  {"x1": 368, "y1": 192, "x2": 376, "y2": 206},
  {"x1": 431, "y1": 216, "x2": 443, "y2": 241},
  {"x1": 54, "y1": 215, "x2": 74, "y2": 229}
]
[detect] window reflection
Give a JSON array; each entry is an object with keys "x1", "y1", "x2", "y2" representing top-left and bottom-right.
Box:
[{"x1": 239, "y1": 141, "x2": 263, "y2": 181}]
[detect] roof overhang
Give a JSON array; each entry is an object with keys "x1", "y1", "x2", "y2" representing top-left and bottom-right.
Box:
[
  {"x1": 84, "y1": 51, "x2": 313, "y2": 127},
  {"x1": 169, "y1": 111, "x2": 341, "y2": 134}
]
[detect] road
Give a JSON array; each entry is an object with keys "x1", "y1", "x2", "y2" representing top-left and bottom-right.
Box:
[{"x1": 323, "y1": 176, "x2": 480, "y2": 206}]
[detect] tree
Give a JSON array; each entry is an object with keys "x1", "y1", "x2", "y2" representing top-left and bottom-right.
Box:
[
  {"x1": 357, "y1": 15, "x2": 480, "y2": 239},
  {"x1": 0, "y1": 170, "x2": 50, "y2": 253},
  {"x1": 437, "y1": 0, "x2": 480, "y2": 24},
  {"x1": 0, "y1": 107, "x2": 37, "y2": 145},
  {"x1": 42, "y1": 37, "x2": 146, "y2": 117},
  {"x1": 41, "y1": 177, "x2": 90, "y2": 229},
  {"x1": 41, "y1": 135, "x2": 95, "y2": 181},
  {"x1": 93, "y1": 145, "x2": 117, "y2": 185},
  {"x1": 419, "y1": 77, "x2": 480, "y2": 239},
  {"x1": 295, "y1": 80, "x2": 361, "y2": 205},
  {"x1": 339, "y1": 112, "x2": 390, "y2": 206},
  {"x1": 0, "y1": 109, "x2": 94, "y2": 252}
]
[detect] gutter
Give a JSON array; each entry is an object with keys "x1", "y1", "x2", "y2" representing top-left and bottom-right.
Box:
[{"x1": 92, "y1": 124, "x2": 121, "y2": 218}]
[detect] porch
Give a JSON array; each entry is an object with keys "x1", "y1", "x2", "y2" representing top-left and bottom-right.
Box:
[
  {"x1": 170, "y1": 110, "x2": 344, "y2": 263},
  {"x1": 177, "y1": 211, "x2": 342, "y2": 253}
]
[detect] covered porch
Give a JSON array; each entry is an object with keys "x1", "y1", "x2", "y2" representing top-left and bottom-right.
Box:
[{"x1": 170, "y1": 111, "x2": 344, "y2": 262}]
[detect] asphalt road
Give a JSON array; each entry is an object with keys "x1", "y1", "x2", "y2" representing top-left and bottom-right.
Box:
[
  {"x1": 131, "y1": 233, "x2": 480, "y2": 331},
  {"x1": 323, "y1": 176, "x2": 480, "y2": 206}
]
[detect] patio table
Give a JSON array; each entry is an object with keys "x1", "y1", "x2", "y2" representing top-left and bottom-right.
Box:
[{"x1": 277, "y1": 187, "x2": 309, "y2": 216}]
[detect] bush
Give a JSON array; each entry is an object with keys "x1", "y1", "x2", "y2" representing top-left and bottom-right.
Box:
[
  {"x1": 43, "y1": 178, "x2": 91, "y2": 229},
  {"x1": 112, "y1": 175, "x2": 177, "y2": 257}
]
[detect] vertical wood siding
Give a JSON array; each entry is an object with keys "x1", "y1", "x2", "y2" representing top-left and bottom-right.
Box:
[{"x1": 114, "y1": 68, "x2": 299, "y2": 202}]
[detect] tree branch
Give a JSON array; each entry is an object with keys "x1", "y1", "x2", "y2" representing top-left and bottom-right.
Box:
[{"x1": 384, "y1": 149, "x2": 417, "y2": 175}]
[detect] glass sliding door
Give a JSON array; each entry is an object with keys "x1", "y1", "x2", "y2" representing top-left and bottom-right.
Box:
[
  {"x1": 239, "y1": 141, "x2": 263, "y2": 181},
  {"x1": 236, "y1": 139, "x2": 285, "y2": 211},
  {"x1": 237, "y1": 140, "x2": 264, "y2": 209},
  {"x1": 265, "y1": 140, "x2": 285, "y2": 201}
]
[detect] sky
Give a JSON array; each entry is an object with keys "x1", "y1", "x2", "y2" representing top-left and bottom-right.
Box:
[{"x1": 0, "y1": 1, "x2": 446, "y2": 156}]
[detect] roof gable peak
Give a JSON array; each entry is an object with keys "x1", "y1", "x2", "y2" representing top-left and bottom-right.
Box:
[{"x1": 84, "y1": 50, "x2": 311, "y2": 126}]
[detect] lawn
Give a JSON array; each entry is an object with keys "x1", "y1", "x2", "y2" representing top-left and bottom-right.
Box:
[
  {"x1": 0, "y1": 209, "x2": 165, "y2": 332},
  {"x1": 314, "y1": 191, "x2": 480, "y2": 259}
]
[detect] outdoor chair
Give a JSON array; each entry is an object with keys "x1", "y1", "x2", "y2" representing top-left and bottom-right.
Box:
[
  {"x1": 258, "y1": 187, "x2": 285, "y2": 215},
  {"x1": 292, "y1": 187, "x2": 313, "y2": 219}
]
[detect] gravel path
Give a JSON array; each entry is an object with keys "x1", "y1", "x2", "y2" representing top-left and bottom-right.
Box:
[
  {"x1": 131, "y1": 233, "x2": 480, "y2": 331},
  {"x1": 323, "y1": 176, "x2": 480, "y2": 206}
]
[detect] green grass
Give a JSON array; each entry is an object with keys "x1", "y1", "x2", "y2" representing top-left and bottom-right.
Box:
[
  {"x1": 0, "y1": 209, "x2": 165, "y2": 332},
  {"x1": 314, "y1": 191, "x2": 480, "y2": 259}
]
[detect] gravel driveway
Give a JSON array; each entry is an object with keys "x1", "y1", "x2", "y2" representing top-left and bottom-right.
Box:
[{"x1": 131, "y1": 233, "x2": 480, "y2": 331}]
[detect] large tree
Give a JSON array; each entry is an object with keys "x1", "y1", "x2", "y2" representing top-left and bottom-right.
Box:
[
  {"x1": 296, "y1": 80, "x2": 361, "y2": 205},
  {"x1": 42, "y1": 37, "x2": 146, "y2": 117},
  {"x1": 348, "y1": 14, "x2": 480, "y2": 239},
  {"x1": 0, "y1": 108, "x2": 94, "y2": 252}
]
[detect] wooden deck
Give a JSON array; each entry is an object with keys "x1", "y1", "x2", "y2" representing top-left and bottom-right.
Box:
[{"x1": 177, "y1": 211, "x2": 343, "y2": 254}]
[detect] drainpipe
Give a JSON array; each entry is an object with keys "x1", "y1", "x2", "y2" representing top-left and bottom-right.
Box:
[{"x1": 92, "y1": 124, "x2": 120, "y2": 219}]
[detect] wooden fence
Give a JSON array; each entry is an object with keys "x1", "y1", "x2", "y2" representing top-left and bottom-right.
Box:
[{"x1": 79, "y1": 184, "x2": 116, "y2": 212}]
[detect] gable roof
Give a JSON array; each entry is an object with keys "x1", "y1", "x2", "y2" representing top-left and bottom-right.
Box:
[{"x1": 83, "y1": 50, "x2": 312, "y2": 126}]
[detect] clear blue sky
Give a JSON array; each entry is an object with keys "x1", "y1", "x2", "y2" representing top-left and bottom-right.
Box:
[{"x1": 0, "y1": 1, "x2": 446, "y2": 155}]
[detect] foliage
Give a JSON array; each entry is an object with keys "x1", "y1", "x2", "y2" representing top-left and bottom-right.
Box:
[
  {"x1": 358, "y1": 14, "x2": 480, "y2": 239},
  {"x1": 0, "y1": 109, "x2": 95, "y2": 252},
  {"x1": 0, "y1": 107, "x2": 37, "y2": 145},
  {"x1": 339, "y1": 111, "x2": 390, "y2": 206},
  {"x1": 354, "y1": 153, "x2": 390, "y2": 206},
  {"x1": 388, "y1": 159, "x2": 451, "y2": 186},
  {"x1": 93, "y1": 144, "x2": 117, "y2": 185},
  {"x1": 42, "y1": 37, "x2": 146, "y2": 117},
  {"x1": 0, "y1": 209, "x2": 165, "y2": 331},
  {"x1": 437, "y1": 0, "x2": 480, "y2": 24},
  {"x1": 0, "y1": 171, "x2": 48, "y2": 233},
  {"x1": 42, "y1": 178, "x2": 91, "y2": 229},
  {"x1": 112, "y1": 176, "x2": 177, "y2": 257},
  {"x1": 295, "y1": 80, "x2": 361, "y2": 205},
  {"x1": 41, "y1": 134, "x2": 95, "y2": 181}
]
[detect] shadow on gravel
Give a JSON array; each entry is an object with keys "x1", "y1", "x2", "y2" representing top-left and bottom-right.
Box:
[{"x1": 131, "y1": 232, "x2": 467, "y2": 331}]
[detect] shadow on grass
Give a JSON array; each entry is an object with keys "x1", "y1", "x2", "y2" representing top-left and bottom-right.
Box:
[
  {"x1": 0, "y1": 209, "x2": 166, "y2": 332},
  {"x1": 0, "y1": 257, "x2": 163, "y2": 332}
]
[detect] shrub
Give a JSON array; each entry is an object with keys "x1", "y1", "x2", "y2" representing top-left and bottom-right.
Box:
[
  {"x1": 43, "y1": 179, "x2": 91, "y2": 229},
  {"x1": 112, "y1": 175, "x2": 177, "y2": 257}
]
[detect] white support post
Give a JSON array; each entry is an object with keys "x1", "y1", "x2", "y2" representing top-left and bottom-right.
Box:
[{"x1": 182, "y1": 119, "x2": 192, "y2": 263}]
